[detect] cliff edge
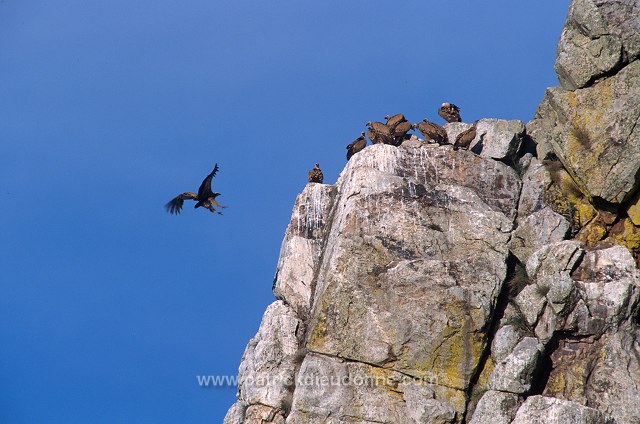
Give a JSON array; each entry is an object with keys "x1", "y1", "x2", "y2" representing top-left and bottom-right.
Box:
[{"x1": 225, "y1": 1, "x2": 640, "y2": 422}]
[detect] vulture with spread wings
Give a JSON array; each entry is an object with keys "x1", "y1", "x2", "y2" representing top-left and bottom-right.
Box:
[{"x1": 165, "y1": 164, "x2": 226, "y2": 215}]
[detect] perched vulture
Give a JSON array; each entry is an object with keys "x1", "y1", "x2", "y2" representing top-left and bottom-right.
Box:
[
  {"x1": 438, "y1": 102, "x2": 462, "y2": 123},
  {"x1": 415, "y1": 119, "x2": 448, "y2": 145},
  {"x1": 366, "y1": 121, "x2": 394, "y2": 145},
  {"x1": 391, "y1": 121, "x2": 412, "y2": 145},
  {"x1": 454, "y1": 121, "x2": 478, "y2": 150},
  {"x1": 384, "y1": 113, "x2": 407, "y2": 128},
  {"x1": 165, "y1": 164, "x2": 226, "y2": 215},
  {"x1": 346, "y1": 132, "x2": 367, "y2": 160},
  {"x1": 308, "y1": 163, "x2": 324, "y2": 183},
  {"x1": 385, "y1": 114, "x2": 412, "y2": 145}
]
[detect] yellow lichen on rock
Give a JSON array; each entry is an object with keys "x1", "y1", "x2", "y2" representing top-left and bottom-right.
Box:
[
  {"x1": 421, "y1": 324, "x2": 487, "y2": 390},
  {"x1": 576, "y1": 220, "x2": 607, "y2": 246},
  {"x1": 627, "y1": 192, "x2": 640, "y2": 226},
  {"x1": 611, "y1": 219, "x2": 640, "y2": 251}
]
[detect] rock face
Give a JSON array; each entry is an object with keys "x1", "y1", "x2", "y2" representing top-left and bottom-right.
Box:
[
  {"x1": 225, "y1": 1, "x2": 640, "y2": 422},
  {"x1": 529, "y1": 0, "x2": 640, "y2": 263},
  {"x1": 555, "y1": 0, "x2": 640, "y2": 90}
]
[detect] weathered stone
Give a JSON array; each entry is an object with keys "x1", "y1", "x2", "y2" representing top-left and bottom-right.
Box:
[
  {"x1": 526, "y1": 241, "x2": 584, "y2": 281},
  {"x1": 469, "y1": 391, "x2": 521, "y2": 424},
  {"x1": 223, "y1": 402, "x2": 246, "y2": 424},
  {"x1": 535, "y1": 303, "x2": 560, "y2": 343},
  {"x1": 555, "y1": 0, "x2": 640, "y2": 90},
  {"x1": 474, "y1": 119, "x2": 525, "y2": 162},
  {"x1": 273, "y1": 184, "x2": 336, "y2": 318},
  {"x1": 236, "y1": 301, "x2": 303, "y2": 410},
  {"x1": 509, "y1": 207, "x2": 570, "y2": 264},
  {"x1": 443, "y1": 119, "x2": 525, "y2": 162},
  {"x1": 443, "y1": 122, "x2": 471, "y2": 147},
  {"x1": 287, "y1": 352, "x2": 461, "y2": 424},
  {"x1": 487, "y1": 337, "x2": 544, "y2": 393},
  {"x1": 628, "y1": 191, "x2": 640, "y2": 226},
  {"x1": 575, "y1": 219, "x2": 608, "y2": 247},
  {"x1": 491, "y1": 325, "x2": 524, "y2": 364},
  {"x1": 225, "y1": 3, "x2": 640, "y2": 417},
  {"x1": 535, "y1": 245, "x2": 640, "y2": 422},
  {"x1": 307, "y1": 144, "x2": 519, "y2": 393},
  {"x1": 530, "y1": 60, "x2": 640, "y2": 204},
  {"x1": 517, "y1": 157, "x2": 552, "y2": 217},
  {"x1": 588, "y1": 328, "x2": 640, "y2": 424},
  {"x1": 244, "y1": 404, "x2": 286, "y2": 423},
  {"x1": 556, "y1": 23, "x2": 622, "y2": 91},
  {"x1": 572, "y1": 245, "x2": 639, "y2": 332},
  {"x1": 609, "y1": 218, "x2": 640, "y2": 255},
  {"x1": 512, "y1": 395, "x2": 615, "y2": 424},
  {"x1": 514, "y1": 284, "x2": 547, "y2": 327}
]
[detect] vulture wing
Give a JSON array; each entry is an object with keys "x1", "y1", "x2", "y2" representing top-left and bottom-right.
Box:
[
  {"x1": 367, "y1": 122, "x2": 393, "y2": 144},
  {"x1": 417, "y1": 121, "x2": 448, "y2": 144},
  {"x1": 385, "y1": 113, "x2": 406, "y2": 128},
  {"x1": 346, "y1": 134, "x2": 367, "y2": 160},
  {"x1": 165, "y1": 192, "x2": 198, "y2": 214},
  {"x1": 197, "y1": 164, "x2": 219, "y2": 200},
  {"x1": 454, "y1": 123, "x2": 477, "y2": 150},
  {"x1": 392, "y1": 120, "x2": 412, "y2": 138}
]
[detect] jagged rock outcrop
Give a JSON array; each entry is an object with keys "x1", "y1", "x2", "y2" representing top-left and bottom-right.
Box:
[
  {"x1": 227, "y1": 133, "x2": 523, "y2": 423},
  {"x1": 555, "y1": 0, "x2": 640, "y2": 91},
  {"x1": 225, "y1": 1, "x2": 640, "y2": 422},
  {"x1": 529, "y1": 0, "x2": 640, "y2": 262}
]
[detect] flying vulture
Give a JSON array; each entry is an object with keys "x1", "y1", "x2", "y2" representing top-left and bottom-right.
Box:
[
  {"x1": 346, "y1": 132, "x2": 367, "y2": 160},
  {"x1": 308, "y1": 163, "x2": 324, "y2": 183},
  {"x1": 454, "y1": 121, "x2": 478, "y2": 150},
  {"x1": 366, "y1": 121, "x2": 394, "y2": 145},
  {"x1": 438, "y1": 103, "x2": 462, "y2": 123},
  {"x1": 415, "y1": 119, "x2": 448, "y2": 145},
  {"x1": 165, "y1": 164, "x2": 226, "y2": 215}
]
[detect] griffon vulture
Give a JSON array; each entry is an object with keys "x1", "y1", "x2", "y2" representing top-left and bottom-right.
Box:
[
  {"x1": 438, "y1": 102, "x2": 462, "y2": 123},
  {"x1": 346, "y1": 132, "x2": 367, "y2": 160},
  {"x1": 308, "y1": 163, "x2": 324, "y2": 183},
  {"x1": 165, "y1": 164, "x2": 226, "y2": 215}
]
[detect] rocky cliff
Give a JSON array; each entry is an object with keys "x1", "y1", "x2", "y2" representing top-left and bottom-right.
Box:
[{"x1": 225, "y1": 1, "x2": 640, "y2": 422}]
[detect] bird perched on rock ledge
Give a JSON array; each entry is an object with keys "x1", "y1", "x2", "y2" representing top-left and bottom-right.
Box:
[
  {"x1": 165, "y1": 164, "x2": 226, "y2": 215},
  {"x1": 454, "y1": 121, "x2": 479, "y2": 150},
  {"x1": 366, "y1": 121, "x2": 394, "y2": 145},
  {"x1": 346, "y1": 132, "x2": 366, "y2": 160},
  {"x1": 415, "y1": 119, "x2": 448, "y2": 145},
  {"x1": 308, "y1": 163, "x2": 324, "y2": 183},
  {"x1": 438, "y1": 102, "x2": 462, "y2": 123}
]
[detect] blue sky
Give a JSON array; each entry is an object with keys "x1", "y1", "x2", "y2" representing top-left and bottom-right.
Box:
[{"x1": 1, "y1": 1, "x2": 569, "y2": 422}]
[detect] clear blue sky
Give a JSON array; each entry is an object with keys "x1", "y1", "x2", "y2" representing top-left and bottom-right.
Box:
[{"x1": 1, "y1": 1, "x2": 569, "y2": 422}]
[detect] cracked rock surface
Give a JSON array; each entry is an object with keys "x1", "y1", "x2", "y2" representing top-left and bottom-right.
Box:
[{"x1": 225, "y1": 1, "x2": 640, "y2": 422}]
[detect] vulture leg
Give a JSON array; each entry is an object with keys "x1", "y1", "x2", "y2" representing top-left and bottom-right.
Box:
[
  {"x1": 210, "y1": 198, "x2": 227, "y2": 209},
  {"x1": 206, "y1": 204, "x2": 222, "y2": 215}
]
